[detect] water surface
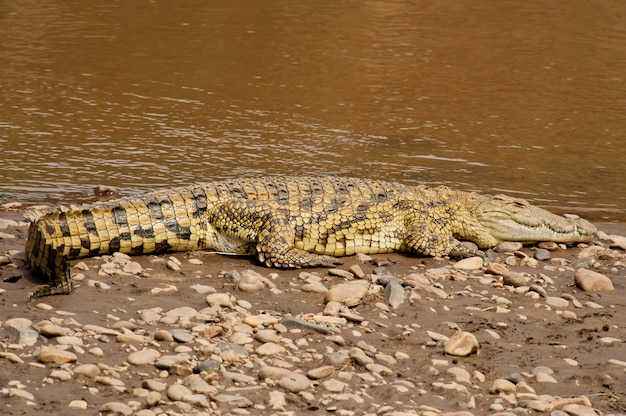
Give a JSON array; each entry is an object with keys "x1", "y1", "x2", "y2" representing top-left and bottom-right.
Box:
[{"x1": 1, "y1": 0, "x2": 625, "y2": 221}]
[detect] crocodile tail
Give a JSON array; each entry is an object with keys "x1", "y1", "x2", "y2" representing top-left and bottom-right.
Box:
[
  {"x1": 26, "y1": 217, "x2": 73, "y2": 297},
  {"x1": 26, "y1": 188, "x2": 208, "y2": 297}
]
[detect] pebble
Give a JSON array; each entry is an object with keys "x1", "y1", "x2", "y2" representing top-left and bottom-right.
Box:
[
  {"x1": 166, "y1": 258, "x2": 181, "y2": 271},
  {"x1": 166, "y1": 384, "x2": 192, "y2": 401},
  {"x1": 574, "y1": 268, "x2": 614, "y2": 291},
  {"x1": 69, "y1": 400, "x2": 88, "y2": 409},
  {"x1": 533, "y1": 248, "x2": 551, "y2": 261},
  {"x1": 324, "y1": 282, "x2": 369, "y2": 306},
  {"x1": 495, "y1": 242, "x2": 523, "y2": 252},
  {"x1": 502, "y1": 271, "x2": 530, "y2": 287},
  {"x1": 383, "y1": 277, "x2": 405, "y2": 308},
  {"x1": 75, "y1": 364, "x2": 101, "y2": 378},
  {"x1": 485, "y1": 262, "x2": 508, "y2": 275},
  {"x1": 490, "y1": 378, "x2": 516, "y2": 393},
  {"x1": 206, "y1": 293, "x2": 233, "y2": 307},
  {"x1": 348, "y1": 264, "x2": 366, "y2": 279},
  {"x1": 349, "y1": 347, "x2": 374, "y2": 366},
  {"x1": 278, "y1": 372, "x2": 310, "y2": 392},
  {"x1": 444, "y1": 331, "x2": 479, "y2": 357}
]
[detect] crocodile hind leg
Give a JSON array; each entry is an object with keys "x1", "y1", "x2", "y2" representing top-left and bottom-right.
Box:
[{"x1": 207, "y1": 199, "x2": 341, "y2": 268}]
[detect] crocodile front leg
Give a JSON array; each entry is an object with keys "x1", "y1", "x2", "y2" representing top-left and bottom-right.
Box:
[
  {"x1": 403, "y1": 223, "x2": 479, "y2": 259},
  {"x1": 207, "y1": 199, "x2": 341, "y2": 268}
]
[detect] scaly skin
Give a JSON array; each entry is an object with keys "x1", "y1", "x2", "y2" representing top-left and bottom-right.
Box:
[{"x1": 25, "y1": 176, "x2": 597, "y2": 297}]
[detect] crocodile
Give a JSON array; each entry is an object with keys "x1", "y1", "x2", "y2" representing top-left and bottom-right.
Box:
[{"x1": 25, "y1": 176, "x2": 596, "y2": 297}]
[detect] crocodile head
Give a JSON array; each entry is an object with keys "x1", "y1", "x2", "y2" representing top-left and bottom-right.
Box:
[{"x1": 468, "y1": 193, "x2": 597, "y2": 248}]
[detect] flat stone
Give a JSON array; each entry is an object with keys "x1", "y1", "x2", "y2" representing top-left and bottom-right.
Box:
[
  {"x1": 383, "y1": 277, "x2": 405, "y2": 308},
  {"x1": 560, "y1": 404, "x2": 598, "y2": 416},
  {"x1": 258, "y1": 366, "x2": 291, "y2": 381},
  {"x1": 95, "y1": 376, "x2": 125, "y2": 387},
  {"x1": 165, "y1": 306, "x2": 198, "y2": 318},
  {"x1": 39, "y1": 324, "x2": 72, "y2": 337},
  {"x1": 122, "y1": 261, "x2": 143, "y2": 274},
  {"x1": 328, "y1": 268, "x2": 355, "y2": 279},
  {"x1": 38, "y1": 346, "x2": 78, "y2": 364},
  {"x1": 366, "y1": 363, "x2": 393, "y2": 376},
  {"x1": 546, "y1": 296, "x2": 569, "y2": 308},
  {"x1": 214, "y1": 394, "x2": 254, "y2": 408},
  {"x1": 255, "y1": 342, "x2": 286, "y2": 356},
  {"x1": 99, "y1": 402, "x2": 133, "y2": 415},
  {"x1": 142, "y1": 379, "x2": 168, "y2": 392},
  {"x1": 307, "y1": 365, "x2": 335, "y2": 380},
  {"x1": 452, "y1": 256, "x2": 483, "y2": 270},
  {"x1": 278, "y1": 372, "x2": 310, "y2": 392},
  {"x1": 444, "y1": 331, "x2": 479, "y2": 357},
  {"x1": 183, "y1": 374, "x2": 217, "y2": 395},
  {"x1": 574, "y1": 269, "x2": 614, "y2": 291},
  {"x1": 244, "y1": 314, "x2": 280, "y2": 327},
  {"x1": 230, "y1": 331, "x2": 254, "y2": 345},
  {"x1": 254, "y1": 329, "x2": 281, "y2": 343},
  {"x1": 170, "y1": 329, "x2": 194, "y2": 343},
  {"x1": 127, "y1": 348, "x2": 161, "y2": 366},
  {"x1": 190, "y1": 284, "x2": 216, "y2": 295},
  {"x1": 8, "y1": 327, "x2": 39, "y2": 346},
  {"x1": 280, "y1": 315, "x2": 332, "y2": 334},
  {"x1": 535, "y1": 372, "x2": 558, "y2": 383},
  {"x1": 322, "y1": 378, "x2": 347, "y2": 393},
  {"x1": 82, "y1": 324, "x2": 121, "y2": 336},
  {"x1": 447, "y1": 366, "x2": 472, "y2": 384},
  {"x1": 74, "y1": 364, "x2": 101, "y2": 378}
]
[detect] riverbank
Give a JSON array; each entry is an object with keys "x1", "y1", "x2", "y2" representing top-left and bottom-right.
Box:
[{"x1": 1, "y1": 208, "x2": 626, "y2": 415}]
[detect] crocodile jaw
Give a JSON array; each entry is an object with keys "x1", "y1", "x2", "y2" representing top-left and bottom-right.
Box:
[{"x1": 474, "y1": 194, "x2": 597, "y2": 246}]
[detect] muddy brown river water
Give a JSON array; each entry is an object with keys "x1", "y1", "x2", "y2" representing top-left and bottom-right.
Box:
[{"x1": 1, "y1": 0, "x2": 625, "y2": 222}]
